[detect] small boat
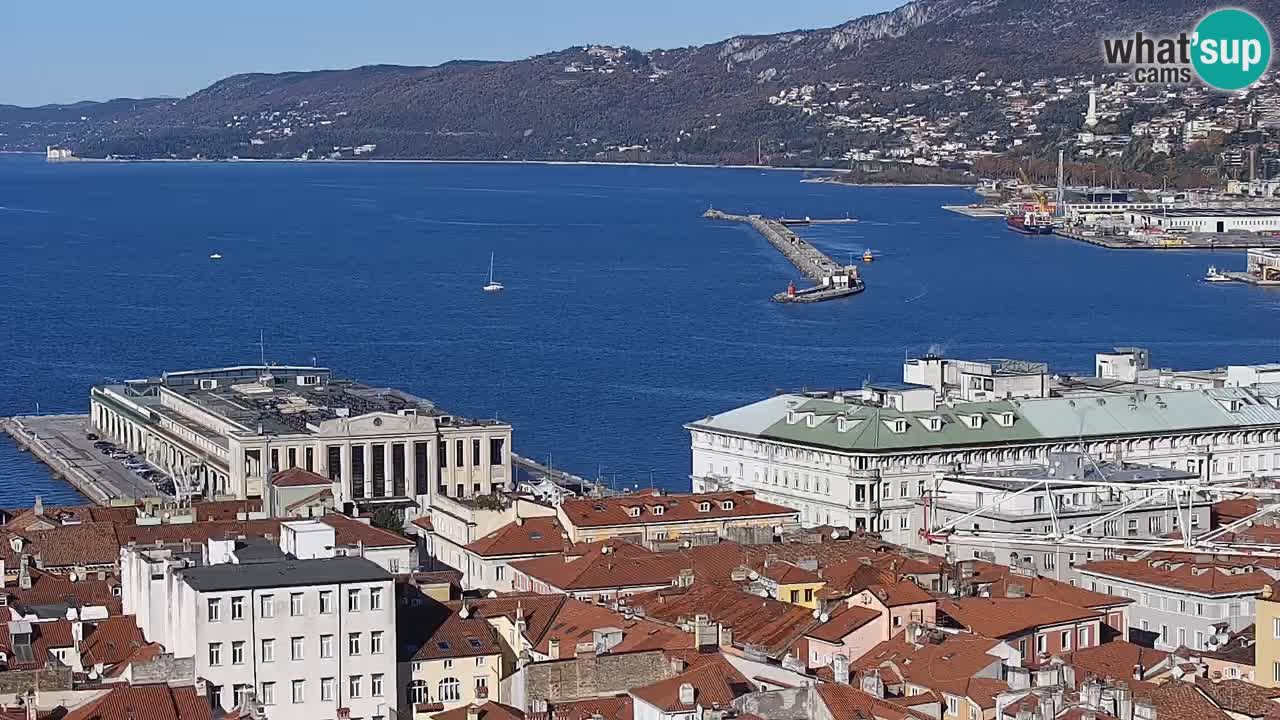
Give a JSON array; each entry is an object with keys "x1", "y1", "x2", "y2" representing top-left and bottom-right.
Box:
[
  {"x1": 483, "y1": 252, "x2": 504, "y2": 293},
  {"x1": 863, "y1": 249, "x2": 875, "y2": 263},
  {"x1": 209, "y1": 253, "x2": 223, "y2": 260},
  {"x1": 1204, "y1": 266, "x2": 1232, "y2": 283}
]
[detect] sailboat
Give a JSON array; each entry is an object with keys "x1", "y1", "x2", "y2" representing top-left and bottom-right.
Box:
[{"x1": 483, "y1": 252, "x2": 504, "y2": 293}]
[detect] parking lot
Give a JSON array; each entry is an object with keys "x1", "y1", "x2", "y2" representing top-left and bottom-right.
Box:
[{"x1": 9, "y1": 414, "x2": 172, "y2": 500}]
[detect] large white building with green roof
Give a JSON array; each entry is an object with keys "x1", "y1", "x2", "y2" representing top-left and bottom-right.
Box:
[{"x1": 687, "y1": 364, "x2": 1280, "y2": 575}]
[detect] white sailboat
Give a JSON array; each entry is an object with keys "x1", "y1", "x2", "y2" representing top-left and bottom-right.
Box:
[{"x1": 483, "y1": 252, "x2": 504, "y2": 293}]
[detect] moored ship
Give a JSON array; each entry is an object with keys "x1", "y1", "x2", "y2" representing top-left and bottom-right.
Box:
[{"x1": 1006, "y1": 207, "x2": 1055, "y2": 235}]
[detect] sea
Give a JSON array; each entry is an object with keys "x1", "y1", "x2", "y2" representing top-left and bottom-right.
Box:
[{"x1": 1, "y1": 154, "x2": 1277, "y2": 506}]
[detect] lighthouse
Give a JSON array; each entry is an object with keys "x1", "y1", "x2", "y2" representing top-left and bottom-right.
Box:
[{"x1": 1084, "y1": 89, "x2": 1099, "y2": 128}]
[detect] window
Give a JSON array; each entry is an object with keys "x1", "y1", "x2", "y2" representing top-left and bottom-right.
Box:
[
  {"x1": 1061, "y1": 630, "x2": 1071, "y2": 650},
  {"x1": 455, "y1": 440, "x2": 464, "y2": 467},
  {"x1": 370, "y1": 587, "x2": 383, "y2": 611},
  {"x1": 319, "y1": 591, "x2": 333, "y2": 614},
  {"x1": 1273, "y1": 661, "x2": 1280, "y2": 684},
  {"x1": 804, "y1": 589, "x2": 814, "y2": 603},
  {"x1": 349, "y1": 632, "x2": 361, "y2": 655},
  {"x1": 790, "y1": 590, "x2": 799, "y2": 603},
  {"x1": 490, "y1": 437, "x2": 505, "y2": 465},
  {"x1": 261, "y1": 639, "x2": 275, "y2": 663},
  {"x1": 260, "y1": 595, "x2": 274, "y2": 618},
  {"x1": 372, "y1": 673, "x2": 385, "y2": 697},
  {"x1": 900, "y1": 514, "x2": 909, "y2": 530},
  {"x1": 230, "y1": 596, "x2": 244, "y2": 620},
  {"x1": 290, "y1": 592, "x2": 303, "y2": 616},
  {"x1": 371, "y1": 631, "x2": 384, "y2": 655},
  {"x1": 1160, "y1": 625, "x2": 1169, "y2": 644},
  {"x1": 1079, "y1": 627, "x2": 1089, "y2": 647},
  {"x1": 291, "y1": 679, "x2": 305, "y2": 704},
  {"x1": 1033, "y1": 497, "x2": 1044, "y2": 513},
  {"x1": 349, "y1": 675, "x2": 363, "y2": 699},
  {"x1": 476, "y1": 676, "x2": 489, "y2": 694},
  {"x1": 698, "y1": 502, "x2": 711, "y2": 512},
  {"x1": 232, "y1": 640, "x2": 245, "y2": 665},
  {"x1": 1273, "y1": 618, "x2": 1280, "y2": 640},
  {"x1": 410, "y1": 679, "x2": 429, "y2": 704},
  {"x1": 439, "y1": 677, "x2": 461, "y2": 703},
  {"x1": 320, "y1": 634, "x2": 334, "y2": 658},
  {"x1": 208, "y1": 642, "x2": 222, "y2": 667},
  {"x1": 1036, "y1": 634, "x2": 1047, "y2": 654},
  {"x1": 207, "y1": 598, "x2": 221, "y2": 622},
  {"x1": 721, "y1": 500, "x2": 734, "y2": 511},
  {"x1": 292, "y1": 637, "x2": 304, "y2": 661},
  {"x1": 348, "y1": 588, "x2": 360, "y2": 612},
  {"x1": 496, "y1": 565, "x2": 505, "y2": 581},
  {"x1": 233, "y1": 684, "x2": 251, "y2": 708},
  {"x1": 321, "y1": 678, "x2": 336, "y2": 703},
  {"x1": 473, "y1": 439, "x2": 481, "y2": 466},
  {"x1": 260, "y1": 682, "x2": 275, "y2": 706},
  {"x1": 947, "y1": 696, "x2": 959, "y2": 716}
]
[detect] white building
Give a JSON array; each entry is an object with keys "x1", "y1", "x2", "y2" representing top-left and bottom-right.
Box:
[
  {"x1": 689, "y1": 352, "x2": 1280, "y2": 561},
  {"x1": 122, "y1": 524, "x2": 398, "y2": 720},
  {"x1": 1124, "y1": 207, "x2": 1280, "y2": 234},
  {"x1": 90, "y1": 365, "x2": 512, "y2": 520}
]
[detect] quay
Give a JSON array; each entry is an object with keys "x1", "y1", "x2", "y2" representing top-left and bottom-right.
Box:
[
  {"x1": 705, "y1": 208, "x2": 865, "y2": 303},
  {"x1": 1, "y1": 413, "x2": 157, "y2": 504},
  {"x1": 778, "y1": 217, "x2": 858, "y2": 226},
  {"x1": 942, "y1": 204, "x2": 1006, "y2": 218},
  {"x1": 1053, "y1": 226, "x2": 1280, "y2": 250}
]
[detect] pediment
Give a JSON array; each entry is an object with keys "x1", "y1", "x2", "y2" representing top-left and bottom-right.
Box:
[{"x1": 315, "y1": 411, "x2": 436, "y2": 437}]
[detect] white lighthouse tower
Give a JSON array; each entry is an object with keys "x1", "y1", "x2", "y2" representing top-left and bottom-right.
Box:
[{"x1": 1084, "y1": 89, "x2": 1099, "y2": 128}]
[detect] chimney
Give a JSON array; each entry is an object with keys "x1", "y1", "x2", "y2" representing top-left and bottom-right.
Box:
[
  {"x1": 72, "y1": 620, "x2": 84, "y2": 650},
  {"x1": 33, "y1": 497, "x2": 43, "y2": 517},
  {"x1": 834, "y1": 654, "x2": 850, "y2": 684},
  {"x1": 23, "y1": 691, "x2": 35, "y2": 720},
  {"x1": 548, "y1": 638, "x2": 560, "y2": 660},
  {"x1": 18, "y1": 563, "x2": 31, "y2": 591},
  {"x1": 182, "y1": 538, "x2": 192, "y2": 553},
  {"x1": 671, "y1": 657, "x2": 687, "y2": 673},
  {"x1": 33, "y1": 552, "x2": 43, "y2": 570},
  {"x1": 467, "y1": 705, "x2": 482, "y2": 720},
  {"x1": 678, "y1": 683, "x2": 696, "y2": 707}
]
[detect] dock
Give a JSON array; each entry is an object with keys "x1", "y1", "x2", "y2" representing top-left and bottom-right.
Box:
[
  {"x1": 512, "y1": 454, "x2": 617, "y2": 497},
  {"x1": 1053, "y1": 226, "x2": 1280, "y2": 250},
  {"x1": 942, "y1": 204, "x2": 1007, "y2": 218},
  {"x1": 0, "y1": 414, "x2": 159, "y2": 505},
  {"x1": 705, "y1": 208, "x2": 865, "y2": 303}
]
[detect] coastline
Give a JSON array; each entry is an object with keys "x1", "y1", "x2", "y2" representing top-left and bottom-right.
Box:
[{"x1": 53, "y1": 156, "x2": 828, "y2": 172}]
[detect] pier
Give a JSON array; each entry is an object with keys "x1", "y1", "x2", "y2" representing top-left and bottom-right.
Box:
[
  {"x1": 512, "y1": 453, "x2": 617, "y2": 497},
  {"x1": 1, "y1": 414, "x2": 155, "y2": 504},
  {"x1": 705, "y1": 209, "x2": 865, "y2": 303}
]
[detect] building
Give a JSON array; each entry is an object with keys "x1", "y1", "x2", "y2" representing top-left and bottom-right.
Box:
[
  {"x1": 629, "y1": 654, "x2": 752, "y2": 720},
  {"x1": 688, "y1": 351, "x2": 1280, "y2": 555},
  {"x1": 1256, "y1": 585, "x2": 1280, "y2": 687},
  {"x1": 1124, "y1": 207, "x2": 1280, "y2": 234},
  {"x1": 1247, "y1": 250, "x2": 1280, "y2": 282},
  {"x1": 427, "y1": 496, "x2": 558, "y2": 592},
  {"x1": 937, "y1": 596, "x2": 1102, "y2": 663},
  {"x1": 121, "y1": 528, "x2": 397, "y2": 720},
  {"x1": 90, "y1": 365, "x2": 512, "y2": 517},
  {"x1": 401, "y1": 599, "x2": 507, "y2": 715},
  {"x1": 853, "y1": 629, "x2": 1016, "y2": 720},
  {"x1": 555, "y1": 490, "x2": 799, "y2": 547},
  {"x1": 903, "y1": 356, "x2": 1049, "y2": 403},
  {"x1": 459, "y1": 516, "x2": 569, "y2": 593},
  {"x1": 1178, "y1": 622, "x2": 1256, "y2": 681},
  {"x1": 1077, "y1": 556, "x2": 1268, "y2": 652},
  {"x1": 510, "y1": 542, "x2": 686, "y2": 603},
  {"x1": 266, "y1": 467, "x2": 336, "y2": 518}
]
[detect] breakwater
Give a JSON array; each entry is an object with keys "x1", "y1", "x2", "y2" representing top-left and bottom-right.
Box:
[{"x1": 705, "y1": 209, "x2": 864, "y2": 303}]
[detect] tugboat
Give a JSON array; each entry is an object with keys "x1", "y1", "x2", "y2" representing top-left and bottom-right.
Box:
[
  {"x1": 862, "y1": 249, "x2": 875, "y2": 263},
  {"x1": 1204, "y1": 266, "x2": 1232, "y2": 283}
]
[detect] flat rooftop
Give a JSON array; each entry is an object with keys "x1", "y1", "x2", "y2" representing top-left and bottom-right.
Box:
[
  {"x1": 947, "y1": 453, "x2": 1199, "y2": 490},
  {"x1": 1132, "y1": 207, "x2": 1280, "y2": 217},
  {"x1": 182, "y1": 555, "x2": 390, "y2": 592},
  {"x1": 103, "y1": 365, "x2": 506, "y2": 436}
]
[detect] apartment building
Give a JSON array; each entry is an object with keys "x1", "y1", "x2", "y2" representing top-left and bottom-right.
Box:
[
  {"x1": 555, "y1": 490, "x2": 799, "y2": 546},
  {"x1": 91, "y1": 365, "x2": 512, "y2": 517},
  {"x1": 1077, "y1": 555, "x2": 1270, "y2": 652},
  {"x1": 121, "y1": 524, "x2": 397, "y2": 720}
]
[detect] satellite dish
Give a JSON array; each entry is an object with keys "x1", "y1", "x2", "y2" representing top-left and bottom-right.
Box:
[{"x1": 68, "y1": 572, "x2": 79, "y2": 583}]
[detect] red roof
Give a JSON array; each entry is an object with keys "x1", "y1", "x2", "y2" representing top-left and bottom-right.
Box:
[
  {"x1": 400, "y1": 600, "x2": 505, "y2": 661},
  {"x1": 1066, "y1": 640, "x2": 1170, "y2": 682},
  {"x1": 510, "y1": 543, "x2": 686, "y2": 591},
  {"x1": 466, "y1": 517, "x2": 568, "y2": 557},
  {"x1": 627, "y1": 582, "x2": 817, "y2": 659},
  {"x1": 432, "y1": 702, "x2": 525, "y2": 720},
  {"x1": 4, "y1": 566, "x2": 122, "y2": 614},
  {"x1": 81, "y1": 615, "x2": 150, "y2": 668},
  {"x1": 318, "y1": 512, "x2": 414, "y2": 548},
  {"x1": 860, "y1": 580, "x2": 934, "y2": 607},
  {"x1": 61, "y1": 683, "x2": 213, "y2": 720},
  {"x1": 560, "y1": 490, "x2": 795, "y2": 529},
  {"x1": 806, "y1": 604, "x2": 882, "y2": 643},
  {"x1": 939, "y1": 597, "x2": 1100, "y2": 638},
  {"x1": 269, "y1": 467, "x2": 331, "y2": 487},
  {"x1": 855, "y1": 633, "x2": 1005, "y2": 700},
  {"x1": 539, "y1": 696, "x2": 633, "y2": 720},
  {"x1": 1079, "y1": 557, "x2": 1273, "y2": 596},
  {"x1": 814, "y1": 683, "x2": 935, "y2": 720},
  {"x1": 630, "y1": 654, "x2": 752, "y2": 711},
  {"x1": 0, "y1": 618, "x2": 75, "y2": 670},
  {"x1": 981, "y1": 572, "x2": 1132, "y2": 609}
]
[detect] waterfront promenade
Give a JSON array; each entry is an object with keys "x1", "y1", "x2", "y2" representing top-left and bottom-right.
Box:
[{"x1": 1, "y1": 414, "x2": 158, "y2": 503}]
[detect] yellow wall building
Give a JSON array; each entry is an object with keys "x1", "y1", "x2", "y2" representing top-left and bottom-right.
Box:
[{"x1": 1255, "y1": 585, "x2": 1280, "y2": 687}]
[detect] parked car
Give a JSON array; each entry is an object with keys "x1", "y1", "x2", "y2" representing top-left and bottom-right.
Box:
[
  {"x1": 93, "y1": 441, "x2": 113, "y2": 450},
  {"x1": 85, "y1": 433, "x2": 99, "y2": 441}
]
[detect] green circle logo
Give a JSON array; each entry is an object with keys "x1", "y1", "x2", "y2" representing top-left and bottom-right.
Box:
[{"x1": 1192, "y1": 8, "x2": 1271, "y2": 90}]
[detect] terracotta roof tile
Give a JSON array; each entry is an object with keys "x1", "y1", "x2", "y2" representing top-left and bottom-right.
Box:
[
  {"x1": 760, "y1": 560, "x2": 822, "y2": 585},
  {"x1": 863, "y1": 580, "x2": 933, "y2": 607},
  {"x1": 432, "y1": 702, "x2": 525, "y2": 720},
  {"x1": 510, "y1": 543, "x2": 686, "y2": 591},
  {"x1": 318, "y1": 512, "x2": 414, "y2": 548},
  {"x1": 80, "y1": 615, "x2": 149, "y2": 668},
  {"x1": 630, "y1": 654, "x2": 752, "y2": 711},
  {"x1": 4, "y1": 566, "x2": 122, "y2": 614},
  {"x1": 981, "y1": 572, "x2": 1132, "y2": 609},
  {"x1": 400, "y1": 599, "x2": 504, "y2": 661},
  {"x1": 1079, "y1": 558, "x2": 1272, "y2": 596},
  {"x1": 540, "y1": 696, "x2": 633, "y2": 720},
  {"x1": 270, "y1": 468, "x2": 332, "y2": 487},
  {"x1": 854, "y1": 633, "x2": 1004, "y2": 699},
  {"x1": 627, "y1": 582, "x2": 817, "y2": 659},
  {"x1": 533, "y1": 599, "x2": 690, "y2": 658},
  {"x1": 61, "y1": 683, "x2": 213, "y2": 720},
  {"x1": 560, "y1": 490, "x2": 795, "y2": 529},
  {"x1": 1148, "y1": 679, "x2": 1233, "y2": 720},
  {"x1": 466, "y1": 517, "x2": 568, "y2": 557},
  {"x1": 939, "y1": 597, "x2": 1099, "y2": 638},
  {"x1": 0, "y1": 618, "x2": 75, "y2": 670},
  {"x1": 1194, "y1": 677, "x2": 1280, "y2": 717},
  {"x1": 6, "y1": 522, "x2": 122, "y2": 568},
  {"x1": 815, "y1": 683, "x2": 936, "y2": 720},
  {"x1": 1066, "y1": 640, "x2": 1170, "y2": 681},
  {"x1": 806, "y1": 604, "x2": 882, "y2": 643}
]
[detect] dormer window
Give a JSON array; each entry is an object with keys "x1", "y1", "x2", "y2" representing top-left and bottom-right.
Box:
[
  {"x1": 805, "y1": 413, "x2": 816, "y2": 428},
  {"x1": 925, "y1": 416, "x2": 943, "y2": 432},
  {"x1": 964, "y1": 414, "x2": 984, "y2": 429},
  {"x1": 698, "y1": 502, "x2": 711, "y2": 512},
  {"x1": 994, "y1": 411, "x2": 1015, "y2": 427},
  {"x1": 721, "y1": 500, "x2": 734, "y2": 511},
  {"x1": 651, "y1": 505, "x2": 665, "y2": 516},
  {"x1": 626, "y1": 506, "x2": 641, "y2": 518},
  {"x1": 836, "y1": 416, "x2": 848, "y2": 432},
  {"x1": 786, "y1": 410, "x2": 798, "y2": 424},
  {"x1": 889, "y1": 418, "x2": 908, "y2": 434}
]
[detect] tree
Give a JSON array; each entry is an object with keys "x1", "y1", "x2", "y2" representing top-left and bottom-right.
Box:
[{"x1": 371, "y1": 507, "x2": 405, "y2": 533}]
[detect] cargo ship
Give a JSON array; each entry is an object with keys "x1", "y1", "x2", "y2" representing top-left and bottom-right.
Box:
[{"x1": 1006, "y1": 207, "x2": 1055, "y2": 235}]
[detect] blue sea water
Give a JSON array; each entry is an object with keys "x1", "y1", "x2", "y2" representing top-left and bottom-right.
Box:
[{"x1": 0, "y1": 155, "x2": 1277, "y2": 505}]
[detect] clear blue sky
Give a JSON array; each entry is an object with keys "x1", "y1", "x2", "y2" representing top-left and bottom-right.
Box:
[{"x1": 1, "y1": 1, "x2": 904, "y2": 106}]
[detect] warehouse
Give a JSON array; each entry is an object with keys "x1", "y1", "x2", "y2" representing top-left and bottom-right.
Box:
[{"x1": 1124, "y1": 207, "x2": 1280, "y2": 233}]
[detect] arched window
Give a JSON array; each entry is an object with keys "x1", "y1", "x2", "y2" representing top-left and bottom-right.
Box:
[
  {"x1": 438, "y1": 677, "x2": 461, "y2": 703},
  {"x1": 409, "y1": 680, "x2": 428, "y2": 705}
]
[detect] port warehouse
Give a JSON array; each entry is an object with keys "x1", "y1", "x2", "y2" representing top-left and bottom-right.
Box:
[
  {"x1": 1249, "y1": 248, "x2": 1280, "y2": 280},
  {"x1": 89, "y1": 365, "x2": 513, "y2": 520},
  {"x1": 1123, "y1": 207, "x2": 1280, "y2": 233},
  {"x1": 689, "y1": 350, "x2": 1280, "y2": 582}
]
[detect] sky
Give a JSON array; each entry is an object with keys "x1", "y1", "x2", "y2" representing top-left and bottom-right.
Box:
[{"x1": 1, "y1": 1, "x2": 905, "y2": 106}]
